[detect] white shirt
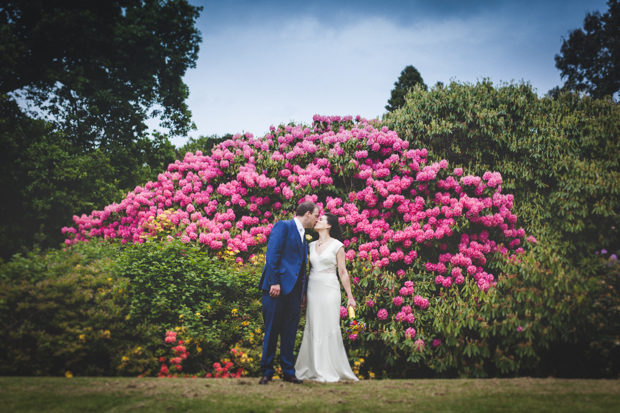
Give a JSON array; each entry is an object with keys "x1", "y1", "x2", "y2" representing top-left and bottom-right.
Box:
[{"x1": 293, "y1": 217, "x2": 305, "y2": 243}]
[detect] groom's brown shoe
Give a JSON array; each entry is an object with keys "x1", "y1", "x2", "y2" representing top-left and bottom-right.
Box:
[
  {"x1": 258, "y1": 376, "x2": 272, "y2": 385},
  {"x1": 283, "y1": 375, "x2": 303, "y2": 384}
]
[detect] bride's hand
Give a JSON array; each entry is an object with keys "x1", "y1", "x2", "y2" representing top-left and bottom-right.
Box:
[{"x1": 347, "y1": 297, "x2": 356, "y2": 309}]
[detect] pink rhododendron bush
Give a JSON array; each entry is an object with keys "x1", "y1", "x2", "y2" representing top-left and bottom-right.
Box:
[{"x1": 63, "y1": 115, "x2": 536, "y2": 377}]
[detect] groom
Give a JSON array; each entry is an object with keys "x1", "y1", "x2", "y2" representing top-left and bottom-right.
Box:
[{"x1": 258, "y1": 201, "x2": 318, "y2": 385}]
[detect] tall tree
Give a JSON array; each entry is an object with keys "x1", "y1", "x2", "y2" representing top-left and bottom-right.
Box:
[
  {"x1": 0, "y1": 0, "x2": 201, "y2": 258},
  {"x1": 385, "y1": 65, "x2": 427, "y2": 112},
  {"x1": 0, "y1": 0, "x2": 202, "y2": 145},
  {"x1": 555, "y1": 0, "x2": 620, "y2": 99}
]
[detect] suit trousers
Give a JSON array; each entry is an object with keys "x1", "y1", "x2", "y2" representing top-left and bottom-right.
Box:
[{"x1": 260, "y1": 276, "x2": 303, "y2": 378}]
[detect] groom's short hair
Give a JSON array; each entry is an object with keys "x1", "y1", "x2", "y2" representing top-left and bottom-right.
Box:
[{"x1": 296, "y1": 201, "x2": 317, "y2": 217}]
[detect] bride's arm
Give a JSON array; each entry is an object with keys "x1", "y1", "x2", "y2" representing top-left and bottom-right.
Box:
[{"x1": 336, "y1": 246, "x2": 356, "y2": 308}]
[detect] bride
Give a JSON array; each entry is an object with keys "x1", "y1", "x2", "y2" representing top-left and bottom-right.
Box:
[{"x1": 295, "y1": 212, "x2": 358, "y2": 382}]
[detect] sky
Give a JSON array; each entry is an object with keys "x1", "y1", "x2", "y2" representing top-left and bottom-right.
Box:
[{"x1": 160, "y1": 0, "x2": 609, "y2": 147}]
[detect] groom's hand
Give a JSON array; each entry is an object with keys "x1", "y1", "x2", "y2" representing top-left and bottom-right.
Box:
[{"x1": 269, "y1": 284, "x2": 281, "y2": 298}]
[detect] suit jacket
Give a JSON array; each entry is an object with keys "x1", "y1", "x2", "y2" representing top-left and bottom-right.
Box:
[{"x1": 258, "y1": 219, "x2": 308, "y2": 296}]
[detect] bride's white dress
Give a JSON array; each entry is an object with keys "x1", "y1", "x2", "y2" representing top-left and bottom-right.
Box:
[{"x1": 295, "y1": 240, "x2": 358, "y2": 382}]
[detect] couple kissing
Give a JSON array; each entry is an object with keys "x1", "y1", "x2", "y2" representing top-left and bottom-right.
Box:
[{"x1": 257, "y1": 200, "x2": 357, "y2": 384}]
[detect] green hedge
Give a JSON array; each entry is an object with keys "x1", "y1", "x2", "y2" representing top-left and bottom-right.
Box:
[
  {"x1": 0, "y1": 240, "x2": 269, "y2": 377},
  {"x1": 0, "y1": 242, "x2": 160, "y2": 376},
  {"x1": 114, "y1": 239, "x2": 265, "y2": 372}
]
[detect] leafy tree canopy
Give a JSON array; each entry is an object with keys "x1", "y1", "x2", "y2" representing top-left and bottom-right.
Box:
[
  {"x1": 554, "y1": 0, "x2": 620, "y2": 99},
  {"x1": 385, "y1": 80, "x2": 620, "y2": 266},
  {"x1": 0, "y1": 0, "x2": 203, "y2": 148},
  {"x1": 0, "y1": 95, "x2": 177, "y2": 260},
  {"x1": 385, "y1": 65, "x2": 427, "y2": 112}
]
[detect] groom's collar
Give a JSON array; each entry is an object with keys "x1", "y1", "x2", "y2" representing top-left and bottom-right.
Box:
[{"x1": 293, "y1": 217, "x2": 304, "y2": 234}]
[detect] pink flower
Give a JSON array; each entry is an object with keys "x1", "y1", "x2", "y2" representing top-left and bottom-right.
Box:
[
  {"x1": 414, "y1": 339, "x2": 425, "y2": 351},
  {"x1": 340, "y1": 306, "x2": 348, "y2": 318},
  {"x1": 405, "y1": 327, "x2": 416, "y2": 339},
  {"x1": 393, "y1": 296, "x2": 403, "y2": 306},
  {"x1": 517, "y1": 326, "x2": 524, "y2": 332},
  {"x1": 377, "y1": 309, "x2": 388, "y2": 321},
  {"x1": 432, "y1": 339, "x2": 442, "y2": 347},
  {"x1": 349, "y1": 333, "x2": 358, "y2": 340},
  {"x1": 366, "y1": 299, "x2": 375, "y2": 308},
  {"x1": 413, "y1": 295, "x2": 429, "y2": 309}
]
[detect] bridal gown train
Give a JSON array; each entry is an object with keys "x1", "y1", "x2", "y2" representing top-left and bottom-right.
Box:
[{"x1": 295, "y1": 240, "x2": 358, "y2": 382}]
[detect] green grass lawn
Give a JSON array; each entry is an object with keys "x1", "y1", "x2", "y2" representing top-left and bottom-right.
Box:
[{"x1": 2, "y1": 376, "x2": 619, "y2": 413}]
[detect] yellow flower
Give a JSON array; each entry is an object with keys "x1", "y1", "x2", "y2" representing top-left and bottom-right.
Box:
[
  {"x1": 122, "y1": 356, "x2": 129, "y2": 361},
  {"x1": 65, "y1": 371, "x2": 73, "y2": 378},
  {"x1": 108, "y1": 278, "x2": 112, "y2": 281},
  {"x1": 359, "y1": 358, "x2": 365, "y2": 363},
  {"x1": 179, "y1": 314, "x2": 184, "y2": 318},
  {"x1": 369, "y1": 372, "x2": 375, "y2": 379},
  {"x1": 195, "y1": 312, "x2": 201, "y2": 316},
  {"x1": 175, "y1": 327, "x2": 181, "y2": 331},
  {"x1": 255, "y1": 328, "x2": 261, "y2": 334},
  {"x1": 118, "y1": 290, "x2": 122, "y2": 293},
  {"x1": 125, "y1": 315, "x2": 130, "y2": 320},
  {"x1": 206, "y1": 305, "x2": 211, "y2": 310},
  {"x1": 197, "y1": 346, "x2": 202, "y2": 354},
  {"x1": 354, "y1": 361, "x2": 360, "y2": 366},
  {"x1": 232, "y1": 309, "x2": 238, "y2": 315},
  {"x1": 241, "y1": 321, "x2": 249, "y2": 326},
  {"x1": 305, "y1": 234, "x2": 313, "y2": 241}
]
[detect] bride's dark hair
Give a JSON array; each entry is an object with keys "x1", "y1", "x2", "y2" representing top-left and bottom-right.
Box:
[{"x1": 323, "y1": 212, "x2": 344, "y2": 242}]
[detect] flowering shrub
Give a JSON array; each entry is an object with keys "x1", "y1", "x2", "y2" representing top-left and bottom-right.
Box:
[
  {"x1": 61, "y1": 114, "x2": 534, "y2": 377},
  {"x1": 64, "y1": 116, "x2": 528, "y2": 284}
]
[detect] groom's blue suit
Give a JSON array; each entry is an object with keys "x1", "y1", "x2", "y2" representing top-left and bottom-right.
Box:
[{"x1": 258, "y1": 218, "x2": 308, "y2": 378}]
